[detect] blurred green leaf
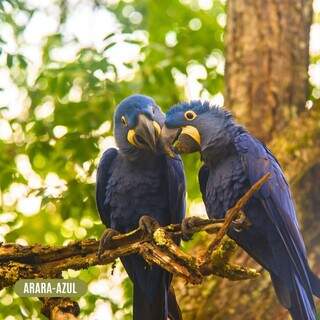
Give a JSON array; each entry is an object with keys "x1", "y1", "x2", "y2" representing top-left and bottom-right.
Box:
[{"x1": 7, "y1": 53, "x2": 13, "y2": 68}]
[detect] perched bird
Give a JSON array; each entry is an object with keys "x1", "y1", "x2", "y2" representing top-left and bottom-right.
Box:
[
  {"x1": 161, "y1": 101, "x2": 320, "y2": 320},
  {"x1": 96, "y1": 94, "x2": 186, "y2": 320}
]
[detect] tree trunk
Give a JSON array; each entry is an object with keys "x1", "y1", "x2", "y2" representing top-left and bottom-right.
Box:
[
  {"x1": 294, "y1": 163, "x2": 320, "y2": 256},
  {"x1": 225, "y1": 0, "x2": 313, "y2": 142}
]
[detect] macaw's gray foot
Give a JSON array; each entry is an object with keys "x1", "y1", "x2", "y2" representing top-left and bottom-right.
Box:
[
  {"x1": 139, "y1": 215, "x2": 160, "y2": 237},
  {"x1": 231, "y1": 212, "x2": 252, "y2": 232},
  {"x1": 97, "y1": 228, "x2": 119, "y2": 260},
  {"x1": 181, "y1": 216, "x2": 204, "y2": 241}
]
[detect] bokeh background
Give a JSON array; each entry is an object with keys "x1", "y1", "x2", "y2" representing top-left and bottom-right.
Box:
[{"x1": 0, "y1": 0, "x2": 319, "y2": 319}]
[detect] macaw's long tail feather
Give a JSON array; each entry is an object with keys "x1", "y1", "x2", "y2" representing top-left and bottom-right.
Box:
[
  {"x1": 308, "y1": 267, "x2": 320, "y2": 298},
  {"x1": 132, "y1": 282, "x2": 182, "y2": 320},
  {"x1": 121, "y1": 255, "x2": 171, "y2": 320},
  {"x1": 133, "y1": 284, "x2": 168, "y2": 320},
  {"x1": 288, "y1": 273, "x2": 317, "y2": 320},
  {"x1": 271, "y1": 272, "x2": 317, "y2": 320},
  {"x1": 168, "y1": 286, "x2": 182, "y2": 320}
]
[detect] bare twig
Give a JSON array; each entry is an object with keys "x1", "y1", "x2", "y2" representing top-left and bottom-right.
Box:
[{"x1": 201, "y1": 173, "x2": 271, "y2": 263}]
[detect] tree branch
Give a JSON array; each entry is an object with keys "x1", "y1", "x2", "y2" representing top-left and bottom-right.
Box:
[
  {"x1": 0, "y1": 219, "x2": 226, "y2": 289},
  {"x1": 0, "y1": 174, "x2": 269, "y2": 319}
]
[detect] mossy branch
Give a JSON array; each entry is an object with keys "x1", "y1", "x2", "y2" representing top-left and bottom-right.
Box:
[{"x1": 0, "y1": 174, "x2": 269, "y2": 319}]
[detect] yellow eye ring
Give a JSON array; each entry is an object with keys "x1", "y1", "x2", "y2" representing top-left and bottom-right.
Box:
[
  {"x1": 121, "y1": 116, "x2": 128, "y2": 126},
  {"x1": 184, "y1": 110, "x2": 197, "y2": 121}
]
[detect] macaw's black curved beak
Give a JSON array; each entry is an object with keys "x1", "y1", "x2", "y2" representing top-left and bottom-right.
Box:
[
  {"x1": 127, "y1": 114, "x2": 161, "y2": 153},
  {"x1": 159, "y1": 125, "x2": 181, "y2": 158},
  {"x1": 160, "y1": 124, "x2": 201, "y2": 158}
]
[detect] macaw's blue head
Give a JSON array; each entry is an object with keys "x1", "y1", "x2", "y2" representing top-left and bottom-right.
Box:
[
  {"x1": 114, "y1": 94, "x2": 164, "y2": 157},
  {"x1": 160, "y1": 101, "x2": 234, "y2": 157}
]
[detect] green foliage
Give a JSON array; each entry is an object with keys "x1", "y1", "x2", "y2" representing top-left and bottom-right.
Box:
[{"x1": 0, "y1": 0, "x2": 226, "y2": 317}]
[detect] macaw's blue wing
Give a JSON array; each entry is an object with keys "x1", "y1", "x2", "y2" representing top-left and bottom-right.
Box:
[
  {"x1": 198, "y1": 164, "x2": 209, "y2": 204},
  {"x1": 162, "y1": 154, "x2": 186, "y2": 320},
  {"x1": 165, "y1": 154, "x2": 186, "y2": 225},
  {"x1": 95, "y1": 148, "x2": 118, "y2": 227},
  {"x1": 235, "y1": 133, "x2": 320, "y2": 320},
  {"x1": 165, "y1": 155, "x2": 186, "y2": 320}
]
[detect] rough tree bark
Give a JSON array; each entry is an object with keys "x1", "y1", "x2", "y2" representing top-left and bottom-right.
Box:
[
  {"x1": 176, "y1": 1, "x2": 318, "y2": 319},
  {"x1": 225, "y1": 0, "x2": 313, "y2": 142}
]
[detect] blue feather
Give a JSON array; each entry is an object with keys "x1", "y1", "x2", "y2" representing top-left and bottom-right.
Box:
[{"x1": 95, "y1": 148, "x2": 118, "y2": 227}]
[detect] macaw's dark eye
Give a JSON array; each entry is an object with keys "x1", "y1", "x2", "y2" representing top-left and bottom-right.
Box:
[
  {"x1": 121, "y1": 116, "x2": 128, "y2": 126},
  {"x1": 184, "y1": 110, "x2": 197, "y2": 121}
]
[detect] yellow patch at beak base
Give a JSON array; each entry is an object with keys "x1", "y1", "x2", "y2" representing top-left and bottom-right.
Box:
[
  {"x1": 181, "y1": 125, "x2": 201, "y2": 146},
  {"x1": 127, "y1": 129, "x2": 137, "y2": 147}
]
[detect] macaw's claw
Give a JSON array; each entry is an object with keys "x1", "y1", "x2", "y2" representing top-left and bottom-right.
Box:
[
  {"x1": 139, "y1": 215, "x2": 160, "y2": 236},
  {"x1": 181, "y1": 216, "x2": 204, "y2": 241},
  {"x1": 231, "y1": 212, "x2": 252, "y2": 232},
  {"x1": 97, "y1": 228, "x2": 120, "y2": 261}
]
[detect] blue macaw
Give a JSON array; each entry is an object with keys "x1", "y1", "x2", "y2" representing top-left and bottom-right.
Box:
[
  {"x1": 96, "y1": 95, "x2": 186, "y2": 320},
  {"x1": 160, "y1": 101, "x2": 320, "y2": 320}
]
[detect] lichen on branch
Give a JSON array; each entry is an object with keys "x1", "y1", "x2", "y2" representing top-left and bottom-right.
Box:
[{"x1": 0, "y1": 174, "x2": 269, "y2": 319}]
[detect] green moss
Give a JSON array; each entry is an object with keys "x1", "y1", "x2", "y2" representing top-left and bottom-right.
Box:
[{"x1": 153, "y1": 229, "x2": 169, "y2": 246}]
